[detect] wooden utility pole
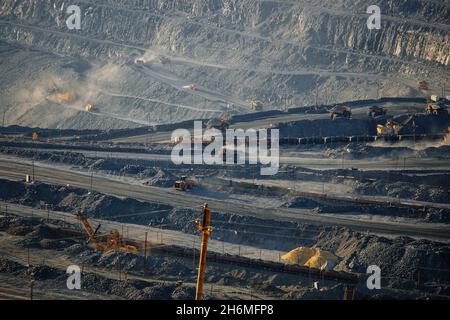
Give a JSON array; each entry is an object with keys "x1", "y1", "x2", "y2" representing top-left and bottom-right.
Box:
[{"x1": 195, "y1": 204, "x2": 212, "y2": 300}]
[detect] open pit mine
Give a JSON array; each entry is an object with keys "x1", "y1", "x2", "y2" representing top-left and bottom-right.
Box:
[{"x1": 0, "y1": 0, "x2": 449, "y2": 309}]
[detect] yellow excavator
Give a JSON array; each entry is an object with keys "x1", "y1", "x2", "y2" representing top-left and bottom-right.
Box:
[
  {"x1": 76, "y1": 212, "x2": 138, "y2": 254},
  {"x1": 376, "y1": 115, "x2": 414, "y2": 138}
]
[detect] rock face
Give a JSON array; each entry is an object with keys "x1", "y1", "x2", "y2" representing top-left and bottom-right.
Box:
[{"x1": 0, "y1": 0, "x2": 449, "y2": 129}]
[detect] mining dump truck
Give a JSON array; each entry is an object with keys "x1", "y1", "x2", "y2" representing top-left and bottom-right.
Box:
[
  {"x1": 84, "y1": 103, "x2": 95, "y2": 112},
  {"x1": 249, "y1": 100, "x2": 263, "y2": 111},
  {"x1": 368, "y1": 105, "x2": 387, "y2": 118},
  {"x1": 174, "y1": 176, "x2": 197, "y2": 191},
  {"x1": 183, "y1": 84, "x2": 198, "y2": 91},
  {"x1": 135, "y1": 58, "x2": 145, "y2": 66},
  {"x1": 417, "y1": 81, "x2": 429, "y2": 90},
  {"x1": 425, "y1": 96, "x2": 448, "y2": 116},
  {"x1": 330, "y1": 106, "x2": 352, "y2": 120}
]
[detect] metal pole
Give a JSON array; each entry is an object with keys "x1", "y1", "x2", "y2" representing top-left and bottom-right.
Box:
[
  {"x1": 90, "y1": 171, "x2": 93, "y2": 193},
  {"x1": 193, "y1": 238, "x2": 196, "y2": 272},
  {"x1": 195, "y1": 204, "x2": 212, "y2": 300},
  {"x1": 30, "y1": 279, "x2": 34, "y2": 300},
  {"x1": 118, "y1": 255, "x2": 121, "y2": 281},
  {"x1": 143, "y1": 232, "x2": 148, "y2": 275}
]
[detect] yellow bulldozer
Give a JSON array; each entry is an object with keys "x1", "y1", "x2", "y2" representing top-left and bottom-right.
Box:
[{"x1": 76, "y1": 212, "x2": 138, "y2": 254}]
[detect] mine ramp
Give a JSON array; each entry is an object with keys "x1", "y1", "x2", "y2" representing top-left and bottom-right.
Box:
[{"x1": 50, "y1": 224, "x2": 359, "y2": 285}]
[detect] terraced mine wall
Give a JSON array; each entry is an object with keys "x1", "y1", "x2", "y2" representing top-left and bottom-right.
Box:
[
  {"x1": 0, "y1": 0, "x2": 448, "y2": 129},
  {"x1": 232, "y1": 97, "x2": 428, "y2": 123}
]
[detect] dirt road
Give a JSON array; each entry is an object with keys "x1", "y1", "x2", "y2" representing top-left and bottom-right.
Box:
[{"x1": 0, "y1": 157, "x2": 449, "y2": 242}]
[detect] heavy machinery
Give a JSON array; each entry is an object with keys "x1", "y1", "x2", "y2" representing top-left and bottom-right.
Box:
[
  {"x1": 84, "y1": 103, "x2": 95, "y2": 112},
  {"x1": 159, "y1": 56, "x2": 170, "y2": 65},
  {"x1": 172, "y1": 135, "x2": 215, "y2": 146},
  {"x1": 31, "y1": 132, "x2": 39, "y2": 141},
  {"x1": 425, "y1": 96, "x2": 448, "y2": 116},
  {"x1": 367, "y1": 105, "x2": 387, "y2": 118},
  {"x1": 206, "y1": 115, "x2": 230, "y2": 132},
  {"x1": 249, "y1": 100, "x2": 263, "y2": 111},
  {"x1": 174, "y1": 176, "x2": 197, "y2": 191},
  {"x1": 76, "y1": 212, "x2": 138, "y2": 254},
  {"x1": 330, "y1": 106, "x2": 352, "y2": 120},
  {"x1": 417, "y1": 81, "x2": 429, "y2": 90},
  {"x1": 135, "y1": 58, "x2": 145, "y2": 66},
  {"x1": 183, "y1": 84, "x2": 198, "y2": 91},
  {"x1": 376, "y1": 115, "x2": 414, "y2": 138}
]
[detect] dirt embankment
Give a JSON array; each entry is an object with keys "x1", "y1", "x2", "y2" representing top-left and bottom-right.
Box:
[
  {"x1": 355, "y1": 180, "x2": 450, "y2": 205},
  {"x1": 316, "y1": 228, "x2": 450, "y2": 296},
  {"x1": 0, "y1": 179, "x2": 172, "y2": 220},
  {"x1": 2, "y1": 215, "x2": 448, "y2": 299},
  {"x1": 1, "y1": 179, "x2": 449, "y2": 296},
  {"x1": 286, "y1": 196, "x2": 450, "y2": 223},
  {"x1": 0, "y1": 216, "x2": 343, "y2": 300}
]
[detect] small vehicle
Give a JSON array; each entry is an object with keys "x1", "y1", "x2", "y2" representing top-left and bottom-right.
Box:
[
  {"x1": 367, "y1": 106, "x2": 387, "y2": 118},
  {"x1": 174, "y1": 176, "x2": 197, "y2": 191},
  {"x1": 135, "y1": 58, "x2": 145, "y2": 66},
  {"x1": 330, "y1": 106, "x2": 352, "y2": 120}
]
